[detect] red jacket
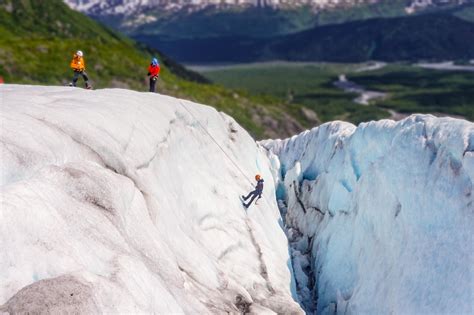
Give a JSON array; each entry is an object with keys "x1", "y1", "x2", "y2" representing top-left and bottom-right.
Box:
[{"x1": 148, "y1": 64, "x2": 161, "y2": 77}]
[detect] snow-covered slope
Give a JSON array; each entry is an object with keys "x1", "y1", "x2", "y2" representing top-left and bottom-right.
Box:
[
  {"x1": 0, "y1": 85, "x2": 302, "y2": 314},
  {"x1": 64, "y1": 0, "x2": 376, "y2": 15},
  {"x1": 64, "y1": 0, "x2": 468, "y2": 15},
  {"x1": 262, "y1": 116, "x2": 474, "y2": 314},
  {"x1": 406, "y1": 0, "x2": 470, "y2": 14}
]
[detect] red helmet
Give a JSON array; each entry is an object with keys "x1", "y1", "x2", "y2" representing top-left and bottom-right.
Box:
[{"x1": 255, "y1": 174, "x2": 261, "y2": 181}]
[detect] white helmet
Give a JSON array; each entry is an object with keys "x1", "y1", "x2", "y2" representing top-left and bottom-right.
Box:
[{"x1": 76, "y1": 50, "x2": 83, "y2": 57}]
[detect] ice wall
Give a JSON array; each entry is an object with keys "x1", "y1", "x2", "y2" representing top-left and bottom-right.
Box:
[
  {"x1": 0, "y1": 85, "x2": 302, "y2": 314},
  {"x1": 262, "y1": 116, "x2": 474, "y2": 314}
]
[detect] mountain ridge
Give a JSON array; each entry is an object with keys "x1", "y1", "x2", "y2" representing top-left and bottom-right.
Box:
[
  {"x1": 136, "y1": 13, "x2": 474, "y2": 63},
  {"x1": 65, "y1": 0, "x2": 469, "y2": 15},
  {"x1": 63, "y1": 0, "x2": 474, "y2": 63},
  {"x1": 63, "y1": 0, "x2": 472, "y2": 37}
]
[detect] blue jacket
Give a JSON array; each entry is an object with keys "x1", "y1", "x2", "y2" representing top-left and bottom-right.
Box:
[{"x1": 255, "y1": 179, "x2": 264, "y2": 194}]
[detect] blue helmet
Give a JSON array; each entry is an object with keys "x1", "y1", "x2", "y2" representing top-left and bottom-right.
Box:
[{"x1": 151, "y1": 57, "x2": 159, "y2": 66}]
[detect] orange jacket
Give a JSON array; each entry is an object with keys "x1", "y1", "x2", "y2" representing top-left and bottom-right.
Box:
[{"x1": 70, "y1": 55, "x2": 86, "y2": 71}]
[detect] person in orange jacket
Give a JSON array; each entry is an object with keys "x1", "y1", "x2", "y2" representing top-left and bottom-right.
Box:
[
  {"x1": 147, "y1": 57, "x2": 161, "y2": 92},
  {"x1": 69, "y1": 50, "x2": 91, "y2": 89}
]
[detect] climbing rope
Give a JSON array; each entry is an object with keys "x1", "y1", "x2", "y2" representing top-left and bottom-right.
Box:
[
  {"x1": 179, "y1": 100, "x2": 255, "y2": 186},
  {"x1": 178, "y1": 100, "x2": 277, "y2": 210}
]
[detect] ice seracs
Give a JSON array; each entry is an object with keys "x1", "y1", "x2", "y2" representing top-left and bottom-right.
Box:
[
  {"x1": 0, "y1": 85, "x2": 302, "y2": 314},
  {"x1": 262, "y1": 115, "x2": 474, "y2": 314}
]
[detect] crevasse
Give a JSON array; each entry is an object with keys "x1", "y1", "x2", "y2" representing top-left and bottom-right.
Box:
[{"x1": 1, "y1": 85, "x2": 473, "y2": 314}]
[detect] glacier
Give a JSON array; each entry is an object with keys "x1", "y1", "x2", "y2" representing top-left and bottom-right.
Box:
[
  {"x1": 1, "y1": 84, "x2": 473, "y2": 314},
  {"x1": 262, "y1": 116, "x2": 474, "y2": 314},
  {"x1": 0, "y1": 85, "x2": 302, "y2": 314}
]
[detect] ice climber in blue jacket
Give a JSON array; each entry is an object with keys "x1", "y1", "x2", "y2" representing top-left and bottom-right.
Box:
[{"x1": 241, "y1": 174, "x2": 264, "y2": 208}]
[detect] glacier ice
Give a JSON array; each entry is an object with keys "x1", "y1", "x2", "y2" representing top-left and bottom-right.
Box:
[
  {"x1": 1, "y1": 84, "x2": 473, "y2": 314},
  {"x1": 262, "y1": 116, "x2": 474, "y2": 314},
  {"x1": 0, "y1": 85, "x2": 302, "y2": 314}
]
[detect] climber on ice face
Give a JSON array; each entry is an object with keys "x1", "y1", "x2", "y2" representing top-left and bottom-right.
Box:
[{"x1": 241, "y1": 174, "x2": 264, "y2": 209}]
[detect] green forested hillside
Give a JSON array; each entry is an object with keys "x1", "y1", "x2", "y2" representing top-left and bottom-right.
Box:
[
  {"x1": 266, "y1": 13, "x2": 474, "y2": 62},
  {"x1": 0, "y1": 0, "x2": 313, "y2": 139},
  {"x1": 0, "y1": 0, "x2": 206, "y2": 88},
  {"x1": 202, "y1": 63, "x2": 474, "y2": 122},
  {"x1": 142, "y1": 13, "x2": 474, "y2": 63}
]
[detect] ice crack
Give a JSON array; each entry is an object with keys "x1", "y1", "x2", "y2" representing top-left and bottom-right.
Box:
[{"x1": 244, "y1": 218, "x2": 275, "y2": 295}]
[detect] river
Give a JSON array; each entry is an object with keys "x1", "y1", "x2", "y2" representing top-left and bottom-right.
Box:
[{"x1": 333, "y1": 74, "x2": 387, "y2": 105}]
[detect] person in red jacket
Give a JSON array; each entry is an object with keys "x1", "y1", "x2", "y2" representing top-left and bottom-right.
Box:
[{"x1": 147, "y1": 57, "x2": 161, "y2": 92}]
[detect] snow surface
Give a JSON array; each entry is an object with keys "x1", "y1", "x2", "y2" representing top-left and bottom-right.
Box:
[
  {"x1": 0, "y1": 85, "x2": 302, "y2": 314},
  {"x1": 262, "y1": 116, "x2": 474, "y2": 314}
]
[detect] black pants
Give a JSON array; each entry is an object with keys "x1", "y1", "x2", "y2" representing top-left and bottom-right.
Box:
[
  {"x1": 243, "y1": 190, "x2": 261, "y2": 207},
  {"x1": 149, "y1": 76, "x2": 158, "y2": 92},
  {"x1": 72, "y1": 70, "x2": 89, "y2": 87}
]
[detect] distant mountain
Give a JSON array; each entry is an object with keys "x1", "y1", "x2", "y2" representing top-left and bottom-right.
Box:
[
  {"x1": 64, "y1": 0, "x2": 472, "y2": 38},
  {"x1": 64, "y1": 0, "x2": 474, "y2": 63},
  {"x1": 65, "y1": 0, "x2": 469, "y2": 16},
  {"x1": 264, "y1": 12, "x2": 474, "y2": 62},
  {"x1": 64, "y1": 0, "x2": 396, "y2": 15},
  {"x1": 136, "y1": 12, "x2": 474, "y2": 63}
]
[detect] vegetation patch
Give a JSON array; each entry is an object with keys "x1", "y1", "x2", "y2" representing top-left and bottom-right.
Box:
[{"x1": 202, "y1": 62, "x2": 474, "y2": 124}]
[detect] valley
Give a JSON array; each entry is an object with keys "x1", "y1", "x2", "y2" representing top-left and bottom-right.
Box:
[{"x1": 196, "y1": 62, "x2": 474, "y2": 124}]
